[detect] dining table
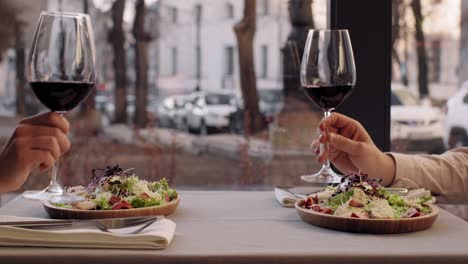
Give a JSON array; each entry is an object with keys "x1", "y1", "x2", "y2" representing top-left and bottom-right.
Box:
[{"x1": 1, "y1": 190, "x2": 468, "y2": 264}]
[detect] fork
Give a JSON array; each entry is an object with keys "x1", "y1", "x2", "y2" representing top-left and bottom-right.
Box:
[
  {"x1": 7, "y1": 216, "x2": 162, "y2": 235},
  {"x1": 93, "y1": 217, "x2": 159, "y2": 235}
]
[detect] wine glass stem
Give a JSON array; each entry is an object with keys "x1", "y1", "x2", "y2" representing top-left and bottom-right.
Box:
[
  {"x1": 46, "y1": 112, "x2": 65, "y2": 194},
  {"x1": 46, "y1": 159, "x2": 62, "y2": 193},
  {"x1": 323, "y1": 110, "x2": 332, "y2": 169}
]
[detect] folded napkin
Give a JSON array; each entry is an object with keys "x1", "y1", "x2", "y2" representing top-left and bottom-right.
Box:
[
  {"x1": 274, "y1": 188, "x2": 300, "y2": 208},
  {"x1": 0, "y1": 215, "x2": 176, "y2": 250},
  {"x1": 275, "y1": 186, "x2": 321, "y2": 208}
]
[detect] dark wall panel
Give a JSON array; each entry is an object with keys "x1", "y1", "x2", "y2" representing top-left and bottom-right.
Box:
[{"x1": 330, "y1": 0, "x2": 392, "y2": 151}]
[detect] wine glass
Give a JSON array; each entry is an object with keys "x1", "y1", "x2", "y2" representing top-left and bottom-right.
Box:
[
  {"x1": 300, "y1": 29, "x2": 356, "y2": 184},
  {"x1": 22, "y1": 11, "x2": 96, "y2": 202}
]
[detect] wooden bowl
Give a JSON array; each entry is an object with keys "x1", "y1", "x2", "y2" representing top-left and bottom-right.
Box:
[
  {"x1": 43, "y1": 197, "x2": 180, "y2": 219},
  {"x1": 295, "y1": 199, "x2": 438, "y2": 234}
]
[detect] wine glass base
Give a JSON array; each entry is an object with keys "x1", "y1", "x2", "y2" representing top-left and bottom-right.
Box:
[
  {"x1": 22, "y1": 185, "x2": 84, "y2": 204},
  {"x1": 300, "y1": 166, "x2": 342, "y2": 184},
  {"x1": 47, "y1": 194, "x2": 85, "y2": 204},
  {"x1": 22, "y1": 183, "x2": 64, "y2": 200}
]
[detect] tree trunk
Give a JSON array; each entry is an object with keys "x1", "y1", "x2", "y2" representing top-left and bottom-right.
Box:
[
  {"x1": 133, "y1": 0, "x2": 149, "y2": 127},
  {"x1": 391, "y1": 0, "x2": 402, "y2": 70},
  {"x1": 411, "y1": 0, "x2": 429, "y2": 98},
  {"x1": 459, "y1": 0, "x2": 468, "y2": 84},
  {"x1": 109, "y1": 0, "x2": 128, "y2": 123},
  {"x1": 234, "y1": 0, "x2": 265, "y2": 134},
  {"x1": 282, "y1": 0, "x2": 314, "y2": 103},
  {"x1": 15, "y1": 21, "x2": 26, "y2": 116},
  {"x1": 81, "y1": 0, "x2": 95, "y2": 112}
]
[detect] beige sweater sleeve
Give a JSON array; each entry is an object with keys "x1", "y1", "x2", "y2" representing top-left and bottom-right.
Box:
[{"x1": 388, "y1": 147, "x2": 468, "y2": 204}]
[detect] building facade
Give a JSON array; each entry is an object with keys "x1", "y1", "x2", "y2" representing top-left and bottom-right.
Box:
[{"x1": 154, "y1": 0, "x2": 291, "y2": 97}]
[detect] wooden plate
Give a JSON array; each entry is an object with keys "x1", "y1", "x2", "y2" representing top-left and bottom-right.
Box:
[
  {"x1": 295, "y1": 199, "x2": 438, "y2": 234},
  {"x1": 42, "y1": 197, "x2": 180, "y2": 219}
]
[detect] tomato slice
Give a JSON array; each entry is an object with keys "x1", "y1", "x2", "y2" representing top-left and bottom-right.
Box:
[{"x1": 112, "y1": 201, "x2": 134, "y2": 210}]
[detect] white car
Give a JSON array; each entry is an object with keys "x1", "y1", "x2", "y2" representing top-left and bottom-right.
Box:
[
  {"x1": 258, "y1": 89, "x2": 284, "y2": 120},
  {"x1": 391, "y1": 89, "x2": 445, "y2": 153},
  {"x1": 444, "y1": 82, "x2": 468, "y2": 148},
  {"x1": 185, "y1": 91, "x2": 236, "y2": 134}
]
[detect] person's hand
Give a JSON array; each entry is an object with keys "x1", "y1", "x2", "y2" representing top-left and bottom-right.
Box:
[
  {"x1": 0, "y1": 112, "x2": 71, "y2": 193},
  {"x1": 311, "y1": 113, "x2": 396, "y2": 186}
]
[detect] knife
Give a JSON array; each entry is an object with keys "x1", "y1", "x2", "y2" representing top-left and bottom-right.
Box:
[{"x1": 0, "y1": 216, "x2": 163, "y2": 230}]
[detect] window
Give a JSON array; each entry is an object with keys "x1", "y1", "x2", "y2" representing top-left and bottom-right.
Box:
[
  {"x1": 195, "y1": 4, "x2": 202, "y2": 23},
  {"x1": 205, "y1": 94, "x2": 232, "y2": 105},
  {"x1": 225, "y1": 3, "x2": 234, "y2": 19},
  {"x1": 429, "y1": 39, "x2": 441, "y2": 82},
  {"x1": 171, "y1": 7, "x2": 178, "y2": 23},
  {"x1": 463, "y1": 92, "x2": 468, "y2": 104},
  {"x1": 391, "y1": 0, "x2": 464, "y2": 153},
  {"x1": 224, "y1": 46, "x2": 234, "y2": 76},
  {"x1": 4, "y1": 0, "x2": 334, "y2": 193},
  {"x1": 195, "y1": 45, "x2": 201, "y2": 79},
  {"x1": 261, "y1": 45, "x2": 268, "y2": 78},
  {"x1": 260, "y1": 0, "x2": 269, "y2": 15},
  {"x1": 171, "y1": 47, "x2": 178, "y2": 75}
]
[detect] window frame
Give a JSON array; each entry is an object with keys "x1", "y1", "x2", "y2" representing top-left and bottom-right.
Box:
[{"x1": 329, "y1": 0, "x2": 392, "y2": 151}]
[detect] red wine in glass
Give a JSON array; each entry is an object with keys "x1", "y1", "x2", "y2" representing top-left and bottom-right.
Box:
[
  {"x1": 30, "y1": 81, "x2": 94, "y2": 112},
  {"x1": 303, "y1": 85, "x2": 353, "y2": 111}
]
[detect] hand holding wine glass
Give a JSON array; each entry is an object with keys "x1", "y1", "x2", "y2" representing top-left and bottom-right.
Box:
[
  {"x1": 311, "y1": 112, "x2": 397, "y2": 187},
  {"x1": 0, "y1": 112, "x2": 70, "y2": 193},
  {"x1": 23, "y1": 11, "x2": 96, "y2": 202},
  {"x1": 300, "y1": 29, "x2": 356, "y2": 183}
]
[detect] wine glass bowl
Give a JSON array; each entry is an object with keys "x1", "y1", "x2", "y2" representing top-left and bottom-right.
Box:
[
  {"x1": 23, "y1": 11, "x2": 96, "y2": 202},
  {"x1": 300, "y1": 29, "x2": 356, "y2": 184}
]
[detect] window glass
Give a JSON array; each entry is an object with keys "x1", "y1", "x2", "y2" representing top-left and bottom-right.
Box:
[
  {"x1": 391, "y1": 0, "x2": 465, "y2": 154},
  {"x1": 205, "y1": 93, "x2": 232, "y2": 105},
  {"x1": 225, "y1": 3, "x2": 235, "y2": 19},
  {"x1": 171, "y1": 7, "x2": 178, "y2": 23},
  {"x1": 0, "y1": 0, "x2": 329, "y2": 191},
  {"x1": 171, "y1": 47, "x2": 178, "y2": 75},
  {"x1": 261, "y1": 45, "x2": 268, "y2": 78},
  {"x1": 224, "y1": 46, "x2": 234, "y2": 76}
]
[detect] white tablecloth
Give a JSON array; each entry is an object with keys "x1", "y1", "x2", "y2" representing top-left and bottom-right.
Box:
[{"x1": 1, "y1": 190, "x2": 468, "y2": 264}]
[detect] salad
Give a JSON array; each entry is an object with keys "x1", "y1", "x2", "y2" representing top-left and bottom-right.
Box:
[
  {"x1": 301, "y1": 173, "x2": 434, "y2": 219},
  {"x1": 55, "y1": 165, "x2": 178, "y2": 210}
]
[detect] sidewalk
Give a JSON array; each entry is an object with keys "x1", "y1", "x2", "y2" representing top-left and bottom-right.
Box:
[{"x1": 103, "y1": 125, "x2": 312, "y2": 162}]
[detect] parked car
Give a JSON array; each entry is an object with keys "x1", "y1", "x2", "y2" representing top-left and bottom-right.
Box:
[
  {"x1": 185, "y1": 91, "x2": 236, "y2": 134},
  {"x1": 96, "y1": 94, "x2": 153, "y2": 124},
  {"x1": 155, "y1": 95, "x2": 190, "y2": 129},
  {"x1": 391, "y1": 89, "x2": 445, "y2": 153},
  {"x1": 444, "y1": 81, "x2": 468, "y2": 149},
  {"x1": 228, "y1": 97, "x2": 269, "y2": 135},
  {"x1": 155, "y1": 97, "x2": 176, "y2": 128},
  {"x1": 258, "y1": 89, "x2": 284, "y2": 121}
]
